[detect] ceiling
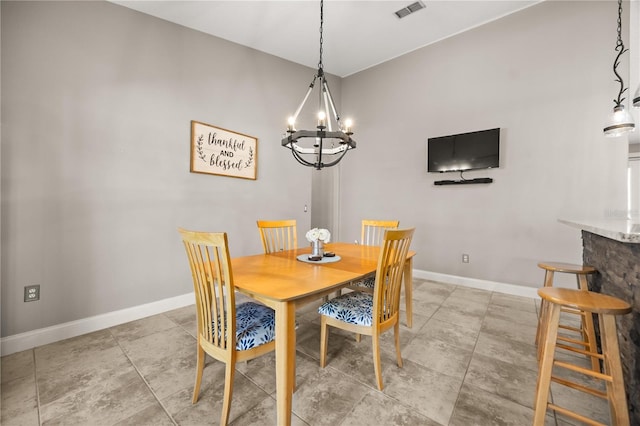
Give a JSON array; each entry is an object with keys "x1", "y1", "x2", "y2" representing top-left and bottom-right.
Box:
[{"x1": 111, "y1": 0, "x2": 541, "y2": 77}]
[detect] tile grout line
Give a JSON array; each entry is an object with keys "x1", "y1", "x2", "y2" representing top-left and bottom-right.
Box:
[
  {"x1": 231, "y1": 365, "x2": 294, "y2": 425},
  {"x1": 444, "y1": 285, "x2": 488, "y2": 425},
  {"x1": 32, "y1": 349, "x2": 42, "y2": 426},
  {"x1": 473, "y1": 293, "x2": 559, "y2": 425},
  {"x1": 107, "y1": 328, "x2": 179, "y2": 426},
  {"x1": 323, "y1": 360, "x2": 429, "y2": 425},
  {"x1": 336, "y1": 390, "x2": 368, "y2": 426},
  {"x1": 402, "y1": 284, "x2": 551, "y2": 424},
  {"x1": 445, "y1": 289, "x2": 553, "y2": 424}
]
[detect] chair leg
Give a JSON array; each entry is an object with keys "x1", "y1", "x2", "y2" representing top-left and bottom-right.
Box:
[
  {"x1": 355, "y1": 333, "x2": 361, "y2": 342},
  {"x1": 535, "y1": 298, "x2": 545, "y2": 347},
  {"x1": 320, "y1": 316, "x2": 329, "y2": 368},
  {"x1": 576, "y1": 274, "x2": 589, "y2": 291},
  {"x1": 394, "y1": 320, "x2": 403, "y2": 368},
  {"x1": 535, "y1": 270, "x2": 554, "y2": 347},
  {"x1": 192, "y1": 344, "x2": 205, "y2": 403},
  {"x1": 537, "y1": 297, "x2": 552, "y2": 363},
  {"x1": 582, "y1": 310, "x2": 601, "y2": 372},
  {"x1": 403, "y1": 268, "x2": 413, "y2": 328},
  {"x1": 220, "y1": 361, "x2": 235, "y2": 426},
  {"x1": 533, "y1": 303, "x2": 561, "y2": 425},
  {"x1": 577, "y1": 275, "x2": 601, "y2": 373},
  {"x1": 600, "y1": 314, "x2": 630, "y2": 425},
  {"x1": 372, "y1": 333, "x2": 383, "y2": 391}
]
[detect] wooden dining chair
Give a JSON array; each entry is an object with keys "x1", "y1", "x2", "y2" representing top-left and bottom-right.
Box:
[
  {"x1": 178, "y1": 228, "x2": 276, "y2": 426},
  {"x1": 318, "y1": 228, "x2": 415, "y2": 390},
  {"x1": 346, "y1": 219, "x2": 400, "y2": 292},
  {"x1": 256, "y1": 219, "x2": 297, "y2": 254}
]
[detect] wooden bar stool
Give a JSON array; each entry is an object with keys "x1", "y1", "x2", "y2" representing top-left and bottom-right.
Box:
[
  {"x1": 536, "y1": 261, "x2": 599, "y2": 372},
  {"x1": 534, "y1": 287, "x2": 631, "y2": 426}
]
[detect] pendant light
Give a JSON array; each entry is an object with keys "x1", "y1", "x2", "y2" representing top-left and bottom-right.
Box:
[
  {"x1": 603, "y1": 0, "x2": 635, "y2": 137},
  {"x1": 281, "y1": 0, "x2": 356, "y2": 170}
]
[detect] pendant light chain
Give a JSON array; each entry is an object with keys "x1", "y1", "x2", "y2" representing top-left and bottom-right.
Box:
[
  {"x1": 603, "y1": 0, "x2": 635, "y2": 136},
  {"x1": 612, "y1": 0, "x2": 628, "y2": 107},
  {"x1": 318, "y1": 0, "x2": 324, "y2": 71}
]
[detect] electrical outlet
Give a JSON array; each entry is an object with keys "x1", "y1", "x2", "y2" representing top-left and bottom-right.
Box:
[
  {"x1": 24, "y1": 285, "x2": 40, "y2": 302},
  {"x1": 462, "y1": 254, "x2": 469, "y2": 263}
]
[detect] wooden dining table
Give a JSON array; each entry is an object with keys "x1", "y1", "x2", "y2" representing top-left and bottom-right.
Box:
[{"x1": 231, "y1": 242, "x2": 416, "y2": 426}]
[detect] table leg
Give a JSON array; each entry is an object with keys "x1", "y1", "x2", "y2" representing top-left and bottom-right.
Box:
[
  {"x1": 275, "y1": 300, "x2": 296, "y2": 426},
  {"x1": 404, "y1": 257, "x2": 413, "y2": 328}
]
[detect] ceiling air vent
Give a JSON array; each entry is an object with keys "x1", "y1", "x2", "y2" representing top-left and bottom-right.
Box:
[{"x1": 394, "y1": 1, "x2": 425, "y2": 19}]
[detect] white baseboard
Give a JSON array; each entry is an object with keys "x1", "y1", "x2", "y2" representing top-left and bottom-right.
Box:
[
  {"x1": 1, "y1": 270, "x2": 538, "y2": 357},
  {"x1": 1, "y1": 292, "x2": 195, "y2": 357},
  {"x1": 413, "y1": 269, "x2": 539, "y2": 299}
]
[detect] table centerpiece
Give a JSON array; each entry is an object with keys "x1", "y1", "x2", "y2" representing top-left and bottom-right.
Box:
[{"x1": 306, "y1": 228, "x2": 330, "y2": 257}]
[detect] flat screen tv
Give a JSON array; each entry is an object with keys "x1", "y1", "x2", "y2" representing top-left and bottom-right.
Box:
[{"x1": 427, "y1": 128, "x2": 500, "y2": 173}]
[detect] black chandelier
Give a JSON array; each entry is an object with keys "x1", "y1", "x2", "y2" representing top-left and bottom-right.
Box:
[
  {"x1": 281, "y1": 0, "x2": 356, "y2": 170},
  {"x1": 603, "y1": 0, "x2": 635, "y2": 137}
]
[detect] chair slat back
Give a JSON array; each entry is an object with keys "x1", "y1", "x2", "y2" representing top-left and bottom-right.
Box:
[
  {"x1": 178, "y1": 228, "x2": 236, "y2": 352},
  {"x1": 373, "y1": 228, "x2": 414, "y2": 324},
  {"x1": 361, "y1": 219, "x2": 400, "y2": 246},
  {"x1": 257, "y1": 220, "x2": 297, "y2": 254}
]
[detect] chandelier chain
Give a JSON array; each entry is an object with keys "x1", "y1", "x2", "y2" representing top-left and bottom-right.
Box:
[
  {"x1": 612, "y1": 0, "x2": 628, "y2": 107},
  {"x1": 318, "y1": 0, "x2": 324, "y2": 70},
  {"x1": 282, "y1": 0, "x2": 355, "y2": 169}
]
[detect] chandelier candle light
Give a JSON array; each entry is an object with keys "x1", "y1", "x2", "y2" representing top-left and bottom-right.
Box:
[
  {"x1": 603, "y1": 0, "x2": 635, "y2": 137},
  {"x1": 281, "y1": 0, "x2": 356, "y2": 169},
  {"x1": 306, "y1": 228, "x2": 331, "y2": 257}
]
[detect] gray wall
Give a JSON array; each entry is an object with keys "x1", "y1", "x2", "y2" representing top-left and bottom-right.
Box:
[
  {"x1": 337, "y1": 1, "x2": 630, "y2": 288},
  {"x1": 1, "y1": 0, "x2": 635, "y2": 338},
  {"x1": 1, "y1": 1, "x2": 321, "y2": 336}
]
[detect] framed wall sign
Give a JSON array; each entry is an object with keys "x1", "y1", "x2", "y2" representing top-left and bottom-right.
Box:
[{"x1": 190, "y1": 120, "x2": 257, "y2": 180}]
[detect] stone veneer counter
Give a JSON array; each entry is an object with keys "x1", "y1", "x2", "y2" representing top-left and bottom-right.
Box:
[{"x1": 560, "y1": 218, "x2": 639, "y2": 424}]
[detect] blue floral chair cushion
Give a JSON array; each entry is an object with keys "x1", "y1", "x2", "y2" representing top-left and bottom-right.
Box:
[
  {"x1": 318, "y1": 292, "x2": 373, "y2": 326},
  {"x1": 350, "y1": 274, "x2": 376, "y2": 289},
  {"x1": 234, "y1": 302, "x2": 276, "y2": 350}
]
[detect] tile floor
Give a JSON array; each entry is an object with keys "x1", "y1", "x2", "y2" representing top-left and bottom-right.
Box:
[{"x1": 1, "y1": 279, "x2": 610, "y2": 425}]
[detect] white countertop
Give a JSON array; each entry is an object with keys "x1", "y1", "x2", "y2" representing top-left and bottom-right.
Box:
[{"x1": 559, "y1": 218, "x2": 640, "y2": 243}]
